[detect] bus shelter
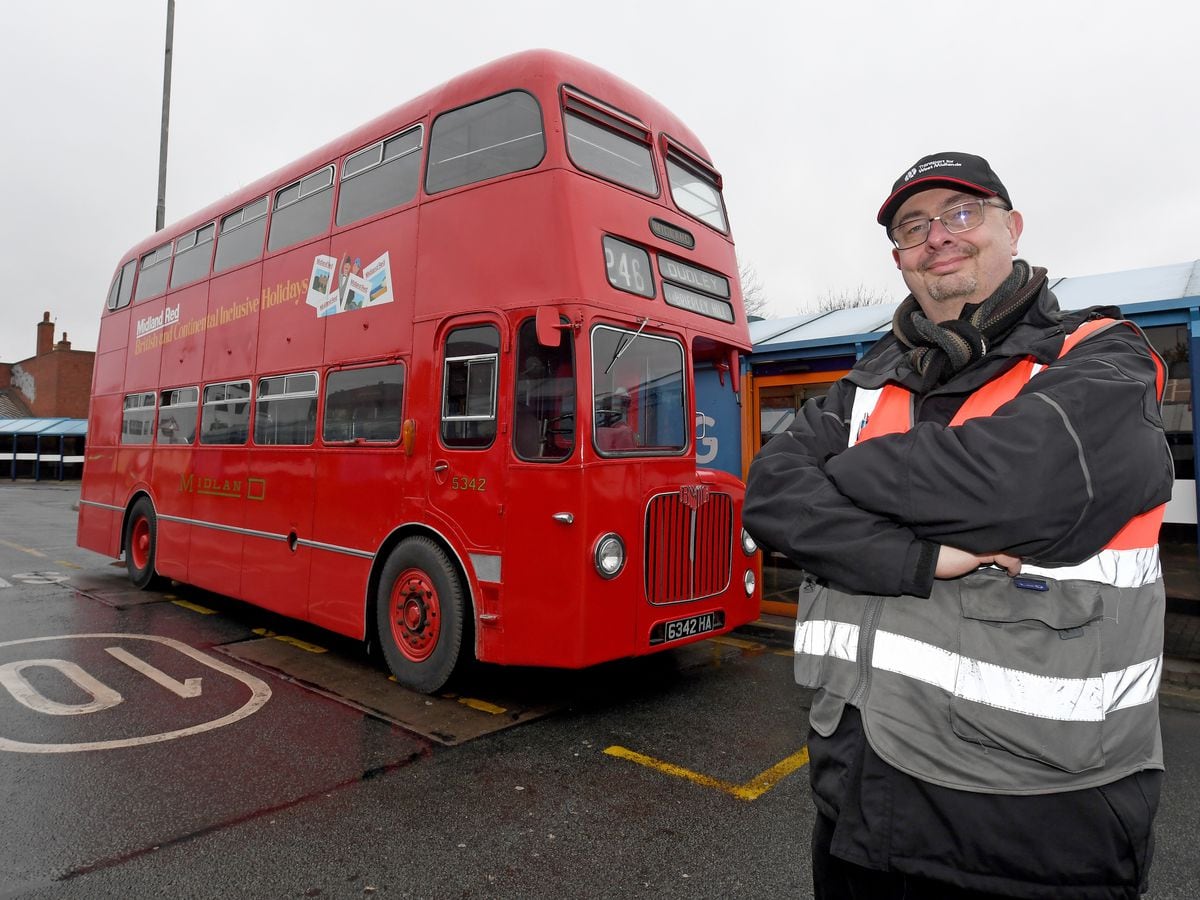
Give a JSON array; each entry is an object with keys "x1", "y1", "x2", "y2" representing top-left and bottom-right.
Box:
[{"x1": 0, "y1": 417, "x2": 88, "y2": 481}]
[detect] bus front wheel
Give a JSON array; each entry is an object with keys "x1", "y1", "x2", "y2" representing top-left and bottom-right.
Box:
[
  {"x1": 124, "y1": 497, "x2": 164, "y2": 590},
  {"x1": 376, "y1": 537, "x2": 467, "y2": 693}
]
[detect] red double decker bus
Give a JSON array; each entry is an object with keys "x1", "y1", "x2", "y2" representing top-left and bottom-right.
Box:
[{"x1": 78, "y1": 50, "x2": 760, "y2": 692}]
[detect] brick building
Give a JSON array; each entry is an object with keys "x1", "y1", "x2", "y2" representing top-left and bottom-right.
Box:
[{"x1": 0, "y1": 312, "x2": 95, "y2": 419}]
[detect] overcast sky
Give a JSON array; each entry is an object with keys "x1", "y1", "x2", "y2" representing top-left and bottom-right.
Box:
[{"x1": 1, "y1": 0, "x2": 1196, "y2": 364}]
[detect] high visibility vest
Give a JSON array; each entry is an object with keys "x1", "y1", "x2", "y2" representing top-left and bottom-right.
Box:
[{"x1": 797, "y1": 319, "x2": 1166, "y2": 793}]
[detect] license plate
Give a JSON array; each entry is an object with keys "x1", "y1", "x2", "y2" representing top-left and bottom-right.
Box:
[{"x1": 651, "y1": 610, "x2": 725, "y2": 645}]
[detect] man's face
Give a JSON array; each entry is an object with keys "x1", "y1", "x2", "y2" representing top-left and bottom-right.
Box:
[{"x1": 890, "y1": 187, "x2": 1023, "y2": 323}]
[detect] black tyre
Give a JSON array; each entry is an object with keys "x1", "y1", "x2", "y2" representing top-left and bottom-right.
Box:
[
  {"x1": 376, "y1": 537, "x2": 469, "y2": 693},
  {"x1": 124, "y1": 497, "x2": 165, "y2": 590}
]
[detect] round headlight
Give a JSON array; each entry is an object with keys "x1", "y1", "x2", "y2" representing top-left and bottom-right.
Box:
[
  {"x1": 741, "y1": 528, "x2": 758, "y2": 555},
  {"x1": 594, "y1": 533, "x2": 626, "y2": 579},
  {"x1": 744, "y1": 569, "x2": 757, "y2": 596}
]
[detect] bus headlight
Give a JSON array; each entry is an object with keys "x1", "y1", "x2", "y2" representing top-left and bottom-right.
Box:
[
  {"x1": 744, "y1": 569, "x2": 757, "y2": 596},
  {"x1": 740, "y1": 528, "x2": 758, "y2": 555},
  {"x1": 594, "y1": 533, "x2": 626, "y2": 579}
]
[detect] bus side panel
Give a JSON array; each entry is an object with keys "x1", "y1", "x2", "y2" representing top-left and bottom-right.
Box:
[
  {"x1": 325, "y1": 208, "x2": 417, "y2": 364},
  {"x1": 415, "y1": 174, "x2": 571, "y2": 319},
  {"x1": 97, "y1": 307, "x2": 130, "y2": 355},
  {"x1": 239, "y1": 451, "x2": 316, "y2": 620},
  {"x1": 307, "y1": 451, "x2": 401, "y2": 639},
  {"x1": 203, "y1": 265, "x2": 262, "y2": 383},
  {"x1": 490, "y1": 463, "x2": 588, "y2": 666},
  {"x1": 79, "y1": 332, "x2": 129, "y2": 556},
  {"x1": 184, "y1": 447, "x2": 248, "y2": 599},
  {"x1": 124, "y1": 295, "x2": 166, "y2": 392},
  {"x1": 152, "y1": 446, "x2": 193, "y2": 581},
  {"x1": 258, "y1": 239, "x2": 329, "y2": 374},
  {"x1": 78, "y1": 390, "x2": 124, "y2": 557},
  {"x1": 159, "y1": 280, "x2": 209, "y2": 388}
]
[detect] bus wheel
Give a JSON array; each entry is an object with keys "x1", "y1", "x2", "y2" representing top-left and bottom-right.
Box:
[
  {"x1": 376, "y1": 537, "x2": 467, "y2": 693},
  {"x1": 124, "y1": 497, "x2": 164, "y2": 590}
]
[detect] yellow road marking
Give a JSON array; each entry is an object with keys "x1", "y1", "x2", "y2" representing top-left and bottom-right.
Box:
[
  {"x1": 773, "y1": 649, "x2": 794, "y2": 657},
  {"x1": 172, "y1": 599, "x2": 217, "y2": 615},
  {"x1": 707, "y1": 635, "x2": 762, "y2": 651},
  {"x1": 0, "y1": 539, "x2": 47, "y2": 557},
  {"x1": 251, "y1": 628, "x2": 327, "y2": 654},
  {"x1": 459, "y1": 697, "x2": 507, "y2": 715},
  {"x1": 603, "y1": 744, "x2": 809, "y2": 801},
  {"x1": 54, "y1": 560, "x2": 83, "y2": 570}
]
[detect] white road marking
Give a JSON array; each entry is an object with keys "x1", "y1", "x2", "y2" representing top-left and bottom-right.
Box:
[
  {"x1": 105, "y1": 646, "x2": 203, "y2": 698},
  {"x1": 0, "y1": 659, "x2": 124, "y2": 715},
  {"x1": 0, "y1": 634, "x2": 271, "y2": 753}
]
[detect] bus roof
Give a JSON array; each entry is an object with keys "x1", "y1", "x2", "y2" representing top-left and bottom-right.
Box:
[{"x1": 121, "y1": 49, "x2": 714, "y2": 263}]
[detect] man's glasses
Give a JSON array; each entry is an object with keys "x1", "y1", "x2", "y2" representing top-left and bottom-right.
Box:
[{"x1": 888, "y1": 199, "x2": 1008, "y2": 250}]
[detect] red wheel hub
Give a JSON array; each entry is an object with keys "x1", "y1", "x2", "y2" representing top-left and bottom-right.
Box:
[
  {"x1": 389, "y1": 568, "x2": 441, "y2": 662},
  {"x1": 130, "y1": 517, "x2": 151, "y2": 570}
]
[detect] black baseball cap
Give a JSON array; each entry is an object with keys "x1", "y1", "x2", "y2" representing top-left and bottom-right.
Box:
[{"x1": 877, "y1": 152, "x2": 1011, "y2": 226}]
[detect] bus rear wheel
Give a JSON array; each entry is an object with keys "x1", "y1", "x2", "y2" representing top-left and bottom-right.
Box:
[
  {"x1": 124, "y1": 497, "x2": 165, "y2": 590},
  {"x1": 376, "y1": 537, "x2": 468, "y2": 693}
]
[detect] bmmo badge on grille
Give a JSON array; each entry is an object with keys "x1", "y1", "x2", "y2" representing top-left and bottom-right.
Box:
[{"x1": 679, "y1": 484, "x2": 710, "y2": 510}]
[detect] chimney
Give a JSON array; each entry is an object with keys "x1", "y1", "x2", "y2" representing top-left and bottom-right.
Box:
[
  {"x1": 56, "y1": 332, "x2": 72, "y2": 351},
  {"x1": 36, "y1": 311, "x2": 54, "y2": 357}
]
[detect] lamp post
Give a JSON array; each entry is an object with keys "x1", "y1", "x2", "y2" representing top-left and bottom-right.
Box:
[{"x1": 155, "y1": 0, "x2": 175, "y2": 232}]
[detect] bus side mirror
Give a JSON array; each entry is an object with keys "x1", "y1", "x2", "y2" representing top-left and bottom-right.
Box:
[{"x1": 535, "y1": 306, "x2": 565, "y2": 347}]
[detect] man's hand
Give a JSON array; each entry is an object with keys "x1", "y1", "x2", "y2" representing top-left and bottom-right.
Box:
[{"x1": 935, "y1": 546, "x2": 1022, "y2": 579}]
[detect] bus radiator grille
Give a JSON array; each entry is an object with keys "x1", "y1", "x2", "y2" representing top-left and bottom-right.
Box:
[{"x1": 644, "y1": 491, "x2": 733, "y2": 604}]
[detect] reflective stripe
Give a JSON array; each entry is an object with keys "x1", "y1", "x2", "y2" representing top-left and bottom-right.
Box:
[
  {"x1": 794, "y1": 618, "x2": 858, "y2": 662},
  {"x1": 1020, "y1": 546, "x2": 1161, "y2": 589},
  {"x1": 798, "y1": 622, "x2": 1162, "y2": 722}
]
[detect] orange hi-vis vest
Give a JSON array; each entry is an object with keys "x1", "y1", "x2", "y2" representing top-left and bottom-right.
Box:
[{"x1": 848, "y1": 318, "x2": 1166, "y2": 580}]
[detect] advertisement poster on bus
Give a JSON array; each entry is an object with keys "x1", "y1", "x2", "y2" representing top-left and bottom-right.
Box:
[{"x1": 308, "y1": 251, "x2": 393, "y2": 317}]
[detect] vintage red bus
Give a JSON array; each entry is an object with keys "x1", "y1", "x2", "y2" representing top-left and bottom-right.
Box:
[{"x1": 78, "y1": 49, "x2": 760, "y2": 692}]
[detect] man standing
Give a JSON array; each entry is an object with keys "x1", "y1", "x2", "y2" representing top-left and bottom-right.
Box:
[{"x1": 744, "y1": 153, "x2": 1172, "y2": 899}]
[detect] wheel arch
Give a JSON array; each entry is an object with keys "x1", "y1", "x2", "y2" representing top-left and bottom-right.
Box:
[
  {"x1": 119, "y1": 489, "x2": 155, "y2": 557},
  {"x1": 366, "y1": 523, "x2": 477, "y2": 655}
]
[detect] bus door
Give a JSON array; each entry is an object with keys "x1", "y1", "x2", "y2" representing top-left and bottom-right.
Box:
[
  {"x1": 427, "y1": 319, "x2": 508, "y2": 584},
  {"x1": 494, "y1": 315, "x2": 584, "y2": 666}
]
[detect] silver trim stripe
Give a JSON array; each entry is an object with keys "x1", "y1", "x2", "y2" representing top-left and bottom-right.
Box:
[
  {"x1": 795, "y1": 620, "x2": 1162, "y2": 722},
  {"x1": 80, "y1": 500, "x2": 375, "y2": 561},
  {"x1": 294, "y1": 538, "x2": 375, "y2": 560},
  {"x1": 158, "y1": 514, "x2": 287, "y2": 544}
]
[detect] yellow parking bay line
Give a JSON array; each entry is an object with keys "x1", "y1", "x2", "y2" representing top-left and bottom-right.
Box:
[
  {"x1": 171, "y1": 598, "x2": 217, "y2": 615},
  {"x1": 252, "y1": 628, "x2": 328, "y2": 654},
  {"x1": 603, "y1": 745, "x2": 809, "y2": 801},
  {"x1": 458, "y1": 697, "x2": 507, "y2": 715},
  {"x1": 0, "y1": 538, "x2": 47, "y2": 557}
]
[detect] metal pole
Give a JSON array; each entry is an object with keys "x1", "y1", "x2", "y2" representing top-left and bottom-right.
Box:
[{"x1": 155, "y1": 0, "x2": 175, "y2": 232}]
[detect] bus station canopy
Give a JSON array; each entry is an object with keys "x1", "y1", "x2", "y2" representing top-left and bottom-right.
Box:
[{"x1": 0, "y1": 418, "x2": 88, "y2": 437}]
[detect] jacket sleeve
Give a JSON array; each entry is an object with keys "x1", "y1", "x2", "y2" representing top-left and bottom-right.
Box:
[
  {"x1": 822, "y1": 327, "x2": 1173, "y2": 564},
  {"x1": 743, "y1": 378, "x2": 938, "y2": 597}
]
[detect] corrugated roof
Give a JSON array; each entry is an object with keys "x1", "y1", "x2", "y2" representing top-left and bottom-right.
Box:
[
  {"x1": 0, "y1": 417, "x2": 88, "y2": 437},
  {"x1": 0, "y1": 389, "x2": 32, "y2": 418},
  {"x1": 752, "y1": 260, "x2": 1200, "y2": 354}
]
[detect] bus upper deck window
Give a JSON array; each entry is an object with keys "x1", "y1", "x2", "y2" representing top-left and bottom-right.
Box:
[
  {"x1": 426, "y1": 91, "x2": 545, "y2": 194},
  {"x1": 337, "y1": 126, "x2": 423, "y2": 226},
  {"x1": 562, "y1": 90, "x2": 657, "y2": 197},
  {"x1": 665, "y1": 144, "x2": 729, "y2": 234}
]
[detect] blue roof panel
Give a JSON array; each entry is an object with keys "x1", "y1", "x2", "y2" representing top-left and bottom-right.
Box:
[{"x1": 0, "y1": 417, "x2": 88, "y2": 437}]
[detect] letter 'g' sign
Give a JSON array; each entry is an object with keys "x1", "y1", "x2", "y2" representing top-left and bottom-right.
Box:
[{"x1": 0, "y1": 634, "x2": 271, "y2": 753}]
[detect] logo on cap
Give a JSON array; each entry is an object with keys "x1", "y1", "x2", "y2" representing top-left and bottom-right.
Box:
[{"x1": 904, "y1": 167, "x2": 917, "y2": 182}]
